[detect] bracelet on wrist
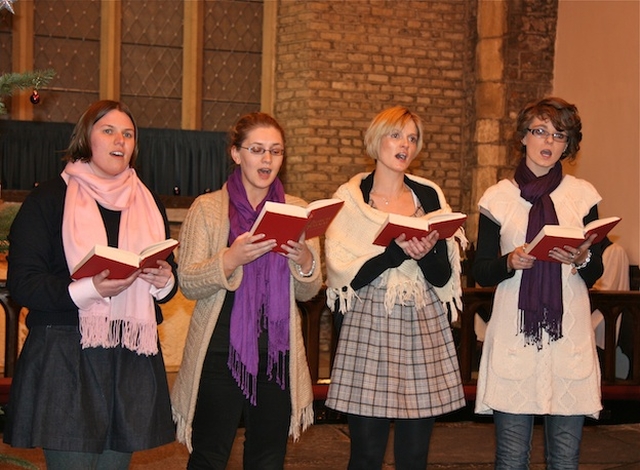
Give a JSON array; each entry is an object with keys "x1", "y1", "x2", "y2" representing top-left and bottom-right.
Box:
[
  {"x1": 296, "y1": 258, "x2": 316, "y2": 278},
  {"x1": 571, "y1": 249, "x2": 592, "y2": 270}
]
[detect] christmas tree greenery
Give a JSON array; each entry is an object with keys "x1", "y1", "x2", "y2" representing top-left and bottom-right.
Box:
[
  {"x1": 0, "y1": 69, "x2": 56, "y2": 114},
  {"x1": 1, "y1": 0, "x2": 56, "y2": 114}
]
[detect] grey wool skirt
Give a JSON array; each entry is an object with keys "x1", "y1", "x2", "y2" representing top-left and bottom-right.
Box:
[{"x1": 3, "y1": 325, "x2": 175, "y2": 453}]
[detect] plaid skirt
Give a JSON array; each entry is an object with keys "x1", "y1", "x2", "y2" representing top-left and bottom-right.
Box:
[
  {"x1": 3, "y1": 325, "x2": 175, "y2": 453},
  {"x1": 326, "y1": 279, "x2": 465, "y2": 419}
]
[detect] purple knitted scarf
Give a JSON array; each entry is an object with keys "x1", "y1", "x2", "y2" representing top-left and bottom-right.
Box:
[
  {"x1": 515, "y1": 159, "x2": 563, "y2": 349},
  {"x1": 227, "y1": 167, "x2": 290, "y2": 405}
]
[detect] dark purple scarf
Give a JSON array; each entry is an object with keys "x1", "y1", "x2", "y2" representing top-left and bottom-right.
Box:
[
  {"x1": 227, "y1": 167, "x2": 290, "y2": 405},
  {"x1": 515, "y1": 159, "x2": 563, "y2": 349}
]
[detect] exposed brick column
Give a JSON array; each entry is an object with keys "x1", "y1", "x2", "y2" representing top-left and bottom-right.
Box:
[
  {"x1": 468, "y1": 0, "x2": 558, "y2": 244},
  {"x1": 469, "y1": 0, "x2": 508, "y2": 243}
]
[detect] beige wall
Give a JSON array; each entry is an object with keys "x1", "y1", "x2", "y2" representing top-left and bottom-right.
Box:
[{"x1": 554, "y1": 0, "x2": 640, "y2": 265}]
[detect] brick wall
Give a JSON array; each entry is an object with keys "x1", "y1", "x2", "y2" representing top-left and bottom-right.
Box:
[
  {"x1": 4, "y1": 0, "x2": 560, "y2": 229},
  {"x1": 273, "y1": 0, "x2": 559, "y2": 246},
  {"x1": 274, "y1": 0, "x2": 475, "y2": 210}
]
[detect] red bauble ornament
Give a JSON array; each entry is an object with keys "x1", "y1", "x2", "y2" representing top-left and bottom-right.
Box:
[{"x1": 30, "y1": 90, "x2": 41, "y2": 104}]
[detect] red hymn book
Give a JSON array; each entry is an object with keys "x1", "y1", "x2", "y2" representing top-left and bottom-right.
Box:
[
  {"x1": 250, "y1": 199, "x2": 344, "y2": 253},
  {"x1": 71, "y1": 238, "x2": 179, "y2": 280},
  {"x1": 373, "y1": 212, "x2": 467, "y2": 247},
  {"x1": 524, "y1": 216, "x2": 621, "y2": 262}
]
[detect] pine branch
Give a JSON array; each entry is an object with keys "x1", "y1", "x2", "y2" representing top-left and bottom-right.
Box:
[{"x1": 0, "y1": 69, "x2": 56, "y2": 114}]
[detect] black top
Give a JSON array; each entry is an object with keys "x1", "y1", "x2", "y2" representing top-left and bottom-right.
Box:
[{"x1": 7, "y1": 176, "x2": 177, "y2": 328}]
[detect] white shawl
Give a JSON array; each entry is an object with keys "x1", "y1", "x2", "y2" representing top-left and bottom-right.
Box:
[{"x1": 325, "y1": 172, "x2": 466, "y2": 320}]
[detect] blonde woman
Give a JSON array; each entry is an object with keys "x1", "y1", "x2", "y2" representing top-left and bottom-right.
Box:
[{"x1": 325, "y1": 106, "x2": 465, "y2": 470}]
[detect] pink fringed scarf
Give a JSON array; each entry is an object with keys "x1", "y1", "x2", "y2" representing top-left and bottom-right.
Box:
[{"x1": 61, "y1": 161, "x2": 165, "y2": 355}]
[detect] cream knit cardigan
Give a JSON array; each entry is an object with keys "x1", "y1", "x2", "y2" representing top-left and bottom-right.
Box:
[
  {"x1": 325, "y1": 172, "x2": 466, "y2": 319},
  {"x1": 171, "y1": 186, "x2": 321, "y2": 451}
]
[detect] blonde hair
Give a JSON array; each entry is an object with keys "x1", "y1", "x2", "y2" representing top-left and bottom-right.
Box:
[{"x1": 364, "y1": 106, "x2": 423, "y2": 160}]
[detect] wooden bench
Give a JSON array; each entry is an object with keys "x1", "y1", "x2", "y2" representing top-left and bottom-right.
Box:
[
  {"x1": 299, "y1": 287, "x2": 640, "y2": 403},
  {"x1": 1, "y1": 285, "x2": 637, "y2": 406},
  {"x1": 0, "y1": 282, "x2": 21, "y2": 405}
]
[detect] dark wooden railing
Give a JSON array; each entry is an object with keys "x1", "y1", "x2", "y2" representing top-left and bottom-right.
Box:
[
  {"x1": 589, "y1": 290, "x2": 640, "y2": 395},
  {"x1": 1, "y1": 284, "x2": 637, "y2": 404},
  {"x1": 0, "y1": 282, "x2": 21, "y2": 403},
  {"x1": 298, "y1": 287, "x2": 640, "y2": 402}
]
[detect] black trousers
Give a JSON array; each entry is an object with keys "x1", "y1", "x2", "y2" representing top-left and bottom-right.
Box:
[
  {"x1": 188, "y1": 350, "x2": 291, "y2": 470},
  {"x1": 347, "y1": 414, "x2": 435, "y2": 470}
]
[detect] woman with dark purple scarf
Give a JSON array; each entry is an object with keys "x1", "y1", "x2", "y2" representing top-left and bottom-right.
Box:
[
  {"x1": 472, "y1": 97, "x2": 607, "y2": 470},
  {"x1": 171, "y1": 112, "x2": 321, "y2": 469}
]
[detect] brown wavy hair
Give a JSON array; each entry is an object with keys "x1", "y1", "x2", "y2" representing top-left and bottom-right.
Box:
[{"x1": 514, "y1": 96, "x2": 582, "y2": 162}]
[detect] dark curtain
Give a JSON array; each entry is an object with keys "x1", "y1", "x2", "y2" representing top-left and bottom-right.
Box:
[
  {"x1": 0, "y1": 120, "x2": 230, "y2": 197},
  {"x1": 137, "y1": 127, "x2": 230, "y2": 196},
  {"x1": 0, "y1": 121, "x2": 71, "y2": 190}
]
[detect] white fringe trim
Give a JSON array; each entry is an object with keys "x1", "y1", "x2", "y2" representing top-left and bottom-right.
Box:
[
  {"x1": 173, "y1": 408, "x2": 193, "y2": 453},
  {"x1": 79, "y1": 317, "x2": 159, "y2": 356},
  {"x1": 289, "y1": 403, "x2": 314, "y2": 442},
  {"x1": 326, "y1": 284, "x2": 361, "y2": 315},
  {"x1": 383, "y1": 277, "x2": 430, "y2": 314},
  {"x1": 327, "y1": 228, "x2": 466, "y2": 323}
]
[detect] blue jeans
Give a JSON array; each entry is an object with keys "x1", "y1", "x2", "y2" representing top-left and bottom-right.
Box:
[{"x1": 494, "y1": 411, "x2": 585, "y2": 470}]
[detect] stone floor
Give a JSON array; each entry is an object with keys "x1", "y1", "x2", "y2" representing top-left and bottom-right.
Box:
[
  {"x1": 1, "y1": 419, "x2": 639, "y2": 469},
  {"x1": 1, "y1": 373, "x2": 638, "y2": 469}
]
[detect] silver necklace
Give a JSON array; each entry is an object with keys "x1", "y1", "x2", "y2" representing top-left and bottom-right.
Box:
[{"x1": 372, "y1": 186, "x2": 406, "y2": 205}]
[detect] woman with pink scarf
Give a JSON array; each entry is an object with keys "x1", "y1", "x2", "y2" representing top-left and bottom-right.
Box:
[
  {"x1": 171, "y1": 112, "x2": 321, "y2": 469},
  {"x1": 3, "y1": 100, "x2": 177, "y2": 469}
]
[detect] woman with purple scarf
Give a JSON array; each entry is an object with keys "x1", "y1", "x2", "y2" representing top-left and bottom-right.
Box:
[
  {"x1": 171, "y1": 112, "x2": 321, "y2": 469},
  {"x1": 472, "y1": 97, "x2": 606, "y2": 469}
]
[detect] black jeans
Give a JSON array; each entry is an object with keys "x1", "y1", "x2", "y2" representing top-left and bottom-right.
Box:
[
  {"x1": 188, "y1": 350, "x2": 291, "y2": 470},
  {"x1": 347, "y1": 414, "x2": 435, "y2": 470}
]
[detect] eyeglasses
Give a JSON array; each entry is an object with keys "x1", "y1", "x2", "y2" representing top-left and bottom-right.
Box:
[
  {"x1": 239, "y1": 146, "x2": 285, "y2": 157},
  {"x1": 526, "y1": 128, "x2": 568, "y2": 143}
]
